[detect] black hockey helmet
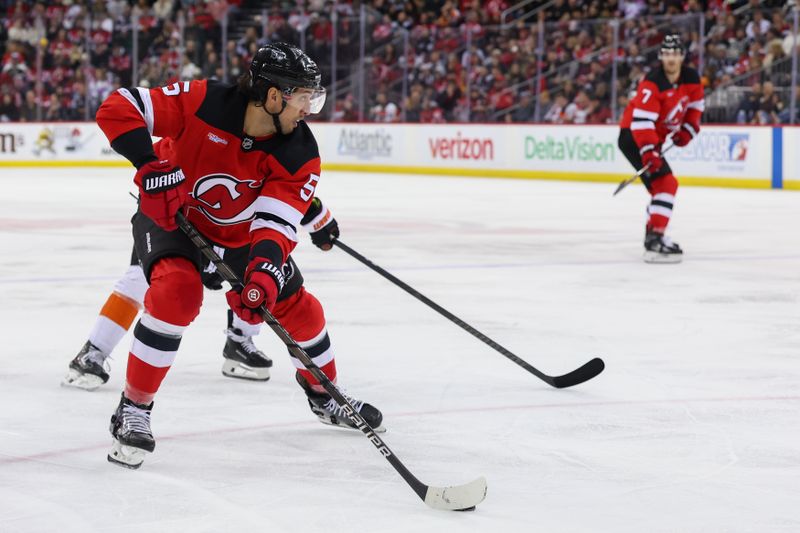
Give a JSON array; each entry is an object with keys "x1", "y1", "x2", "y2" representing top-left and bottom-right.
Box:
[
  {"x1": 248, "y1": 42, "x2": 325, "y2": 113},
  {"x1": 659, "y1": 34, "x2": 685, "y2": 56}
]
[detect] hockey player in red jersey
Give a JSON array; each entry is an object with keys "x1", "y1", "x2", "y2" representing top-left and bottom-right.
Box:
[
  {"x1": 618, "y1": 34, "x2": 704, "y2": 263},
  {"x1": 62, "y1": 248, "x2": 273, "y2": 390},
  {"x1": 95, "y1": 42, "x2": 383, "y2": 469}
]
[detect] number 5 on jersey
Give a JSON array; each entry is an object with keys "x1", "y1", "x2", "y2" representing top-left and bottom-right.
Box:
[
  {"x1": 162, "y1": 82, "x2": 191, "y2": 96},
  {"x1": 300, "y1": 174, "x2": 320, "y2": 201}
]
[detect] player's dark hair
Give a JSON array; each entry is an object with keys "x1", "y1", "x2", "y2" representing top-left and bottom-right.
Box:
[{"x1": 237, "y1": 71, "x2": 276, "y2": 105}]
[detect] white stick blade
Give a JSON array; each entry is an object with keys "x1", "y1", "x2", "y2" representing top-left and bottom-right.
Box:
[{"x1": 424, "y1": 476, "x2": 487, "y2": 511}]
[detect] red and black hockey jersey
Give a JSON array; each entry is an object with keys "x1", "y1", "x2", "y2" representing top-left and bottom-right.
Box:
[
  {"x1": 95, "y1": 80, "x2": 321, "y2": 266},
  {"x1": 620, "y1": 66, "x2": 705, "y2": 149}
]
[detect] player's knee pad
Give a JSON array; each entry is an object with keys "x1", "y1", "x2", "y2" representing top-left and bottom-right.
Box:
[
  {"x1": 272, "y1": 287, "x2": 326, "y2": 341},
  {"x1": 113, "y1": 264, "x2": 148, "y2": 305},
  {"x1": 144, "y1": 257, "x2": 203, "y2": 326},
  {"x1": 650, "y1": 172, "x2": 678, "y2": 196}
]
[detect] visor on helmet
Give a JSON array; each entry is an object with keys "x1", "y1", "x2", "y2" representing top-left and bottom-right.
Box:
[{"x1": 282, "y1": 87, "x2": 327, "y2": 114}]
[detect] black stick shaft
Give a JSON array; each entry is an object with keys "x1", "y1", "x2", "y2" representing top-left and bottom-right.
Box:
[
  {"x1": 333, "y1": 240, "x2": 604, "y2": 389},
  {"x1": 613, "y1": 143, "x2": 674, "y2": 196},
  {"x1": 174, "y1": 212, "x2": 430, "y2": 501}
]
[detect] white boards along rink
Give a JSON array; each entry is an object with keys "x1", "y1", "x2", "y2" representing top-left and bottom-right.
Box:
[{"x1": 0, "y1": 121, "x2": 782, "y2": 189}]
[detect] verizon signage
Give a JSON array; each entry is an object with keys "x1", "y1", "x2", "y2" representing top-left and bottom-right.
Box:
[{"x1": 428, "y1": 132, "x2": 494, "y2": 161}]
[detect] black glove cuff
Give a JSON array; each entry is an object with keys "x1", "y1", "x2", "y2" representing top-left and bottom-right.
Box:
[{"x1": 301, "y1": 197, "x2": 323, "y2": 225}]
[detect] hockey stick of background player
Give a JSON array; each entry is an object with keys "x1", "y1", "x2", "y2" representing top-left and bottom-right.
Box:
[
  {"x1": 333, "y1": 240, "x2": 605, "y2": 389},
  {"x1": 174, "y1": 211, "x2": 487, "y2": 512},
  {"x1": 612, "y1": 143, "x2": 675, "y2": 196}
]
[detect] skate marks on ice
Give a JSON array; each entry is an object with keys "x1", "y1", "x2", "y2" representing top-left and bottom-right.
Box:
[{"x1": 2, "y1": 170, "x2": 800, "y2": 530}]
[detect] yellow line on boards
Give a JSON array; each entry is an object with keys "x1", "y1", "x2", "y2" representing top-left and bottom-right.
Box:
[
  {"x1": 322, "y1": 163, "x2": 772, "y2": 189},
  {"x1": 0, "y1": 161, "x2": 130, "y2": 167}
]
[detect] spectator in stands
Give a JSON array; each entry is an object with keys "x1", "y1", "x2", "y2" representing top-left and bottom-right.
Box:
[
  {"x1": 109, "y1": 45, "x2": 132, "y2": 87},
  {"x1": 180, "y1": 54, "x2": 202, "y2": 80},
  {"x1": 764, "y1": 40, "x2": 787, "y2": 85},
  {"x1": 88, "y1": 67, "x2": 114, "y2": 113},
  {"x1": 736, "y1": 82, "x2": 761, "y2": 123},
  {"x1": 184, "y1": 39, "x2": 200, "y2": 69},
  {"x1": 436, "y1": 78, "x2": 461, "y2": 121},
  {"x1": 228, "y1": 54, "x2": 244, "y2": 81},
  {"x1": 771, "y1": 10, "x2": 790, "y2": 37},
  {"x1": 68, "y1": 81, "x2": 88, "y2": 120},
  {"x1": 236, "y1": 26, "x2": 261, "y2": 58},
  {"x1": 745, "y1": 10, "x2": 770, "y2": 41},
  {"x1": 369, "y1": 91, "x2": 400, "y2": 122},
  {"x1": 19, "y1": 89, "x2": 38, "y2": 122},
  {"x1": 544, "y1": 94, "x2": 568, "y2": 123},
  {"x1": 332, "y1": 95, "x2": 358, "y2": 122},
  {"x1": 0, "y1": 92, "x2": 20, "y2": 122},
  {"x1": 587, "y1": 94, "x2": 611, "y2": 123},
  {"x1": 404, "y1": 86, "x2": 424, "y2": 122},
  {"x1": 621, "y1": 0, "x2": 647, "y2": 20},
  {"x1": 153, "y1": 0, "x2": 176, "y2": 21},
  {"x1": 564, "y1": 89, "x2": 591, "y2": 124},
  {"x1": 7, "y1": 17, "x2": 43, "y2": 49},
  {"x1": 510, "y1": 90, "x2": 535, "y2": 123},
  {"x1": 615, "y1": 94, "x2": 629, "y2": 121},
  {"x1": 44, "y1": 93, "x2": 68, "y2": 121},
  {"x1": 203, "y1": 51, "x2": 221, "y2": 79},
  {"x1": 778, "y1": 86, "x2": 800, "y2": 124},
  {"x1": 2, "y1": 50, "x2": 29, "y2": 77},
  {"x1": 755, "y1": 80, "x2": 784, "y2": 124}
]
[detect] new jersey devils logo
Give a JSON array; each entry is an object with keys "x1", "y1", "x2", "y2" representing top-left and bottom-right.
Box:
[
  {"x1": 191, "y1": 174, "x2": 261, "y2": 225},
  {"x1": 664, "y1": 96, "x2": 689, "y2": 132}
]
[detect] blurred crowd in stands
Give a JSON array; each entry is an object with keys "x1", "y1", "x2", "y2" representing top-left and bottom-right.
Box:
[{"x1": 0, "y1": 0, "x2": 797, "y2": 125}]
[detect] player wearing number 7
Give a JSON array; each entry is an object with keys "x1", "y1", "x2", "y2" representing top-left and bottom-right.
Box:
[
  {"x1": 618, "y1": 34, "x2": 705, "y2": 263},
  {"x1": 94, "y1": 42, "x2": 383, "y2": 469}
]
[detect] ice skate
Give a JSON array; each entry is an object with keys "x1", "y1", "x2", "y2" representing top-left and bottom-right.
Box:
[
  {"x1": 107, "y1": 394, "x2": 155, "y2": 469},
  {"x1": 62, "y1": 341, "x2": 110, "y2": 391},
  {"x1": 296, "y1": 372, "x2": 385, "y2": 433},
  {"x1": 221, "y1": 327, "x2": 272, "y2": 381},
  {"x1": 643, "y1": 231, "x2": 683, "y2": 264}
]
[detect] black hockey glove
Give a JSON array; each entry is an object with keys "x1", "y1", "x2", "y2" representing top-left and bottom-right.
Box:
[
  {"x1": 200, "y1": 269, "x2": 224, "y2": 291},
  {"x1": 301, "y1": 197, "x2": 339, "y2": 251}
]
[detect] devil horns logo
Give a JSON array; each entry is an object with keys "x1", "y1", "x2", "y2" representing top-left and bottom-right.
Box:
[{"x1": 192, "y1": 174, "x2": 261, "y2": 225}]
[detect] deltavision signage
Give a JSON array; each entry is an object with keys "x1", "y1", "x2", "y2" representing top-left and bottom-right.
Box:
[{"x1": 525, "y1": 135, "x2": 615, "y2": 162}]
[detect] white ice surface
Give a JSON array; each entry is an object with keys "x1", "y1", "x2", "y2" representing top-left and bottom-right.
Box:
[{"x1": 0, "y1": 168, "x2": 799, "y2": 533}]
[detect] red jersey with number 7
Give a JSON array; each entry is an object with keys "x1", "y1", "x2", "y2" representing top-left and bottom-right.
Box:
[
  {"x1": 95, "y1": 79, "x2": 321, "y2": 264},
  {"x1": 620, "y1": 65, "x2": 704, "y2": 150}
]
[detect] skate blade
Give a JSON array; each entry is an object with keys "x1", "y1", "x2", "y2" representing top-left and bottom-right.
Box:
[
  {"x1": 107, "y1": 440, "x2": 149, "y2": 469},
  {"x1": 221, "y1": 360, "x2": 270, "y2": 381},
  {"x1": 61, "y1": 369, "x2": 104, "y2": 391},
  {"x1": 643, "y1": 251, "x2": 683, "y2": 264}
]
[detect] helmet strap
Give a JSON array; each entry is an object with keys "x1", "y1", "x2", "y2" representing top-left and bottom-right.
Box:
[
  {"x1": 263, "y1": 99, "x2": 288, "y2": 136},
  {"x1": 258, "y1": 86, "x2": 289, "y2": 136}
]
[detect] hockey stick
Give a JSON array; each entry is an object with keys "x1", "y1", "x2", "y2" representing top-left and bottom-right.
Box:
[
  {"x1": 175, "y1": 211, "x2": 487, "y2": 511},
  {"x1": 612, "y1": 143, "x2": 674, "y2": 196},
  {"x1": 333, "y1": 240, "x2": 604, "y2": 389}
]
